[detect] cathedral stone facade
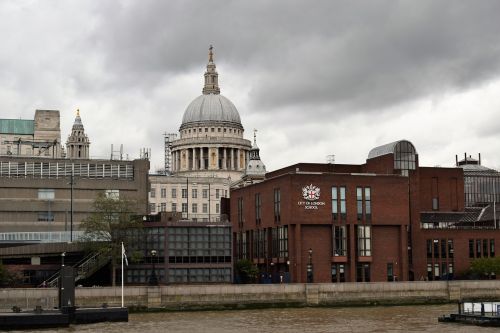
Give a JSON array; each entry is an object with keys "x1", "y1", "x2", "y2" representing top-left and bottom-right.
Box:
[
  {"x1": 66, "y1": 110, "x2": 90, "y2": 159},
  {"x1": 170, "y1": 46, "x2": 252, "y2": 180},
  {"x1": 149, "y1": 47, "x2": 265, "y2": 221}
]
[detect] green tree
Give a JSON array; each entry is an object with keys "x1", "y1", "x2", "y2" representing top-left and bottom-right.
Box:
[
  {"x1": 79, "y1": 193, "x2": 143, "y2": 286},
  {"x1": 235, "y1": 259, "x2": 259, "y2": 283},
  {"x1": 0, "y1": 262, "x2": 9, "y2": 287},
  {"x1": 469, "y1": 257, "x2": 500, "y2": 279}
]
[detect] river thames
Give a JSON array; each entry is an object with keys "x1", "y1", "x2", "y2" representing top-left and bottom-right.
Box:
[{"x1": 11, "y1": 304, "x2": 499, "y2": 332}]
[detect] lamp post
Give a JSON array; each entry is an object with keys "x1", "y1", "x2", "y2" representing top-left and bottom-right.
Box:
[
  {"x1": 307, "y1": 248, "x2": 313, "y2": 283},
  {"x1": 149, "y1": 249, "x2": 158, "y2": 286},
  {"x1": 61, "y1": 252, "x2": 66, "y2": 267}
]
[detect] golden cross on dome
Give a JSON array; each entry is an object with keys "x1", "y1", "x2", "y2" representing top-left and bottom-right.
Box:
[{"x1": 76, "y1": 109, "x2": 80, "y2": 117}]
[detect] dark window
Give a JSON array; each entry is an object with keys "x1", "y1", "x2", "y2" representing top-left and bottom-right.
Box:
[
  {"x1": 255, "y1": 193, "x2": 261, "y2": 225},
  {"x1": 237, "y1": 197, "x2": 244, "y2": 228},
  {"x1": 333, "y1": 225, "x2": 347, "y2": 256},
  {"x1": 476, "y1": 239, "x2": 482, "y2": 257},
  {"x1": 356, "y1": 263, "x2": 370, "y2": 282},
  {"x1": 271, "y1": 228, "x2": 278, "y2": 257},
  {"x1": 356, "y1": 187, "x2": 363, "y2": 220},
  {"x1": 441, "y1": 239, "x2": 447, "y2": 259},
  {"x1": 427, "y1": 264, "x2": 432, "y2": 281},
  {"x1": 483, "y1": 239, "x2": 489, "y2": 258},
  {"x1": 332, "y1": 264, "x2": 346, "y2": 283},
  {"x1": 490, "y1": 239, "x2": 495, "y2": 257},
  {"x1": 274, "y1": 188, "x2": 281, "y2": 223},
  {"x1": 433, "y1": 239, "x2": 439, "y2": 259},
  {"x1": 387, "y1": 263, "x2": 394, "y2": 282},
  {"x1": 469, "y1": 239, "x2": 474, "y2": 258},
  {"x1": 426, "y1": 240, "x2": 432, "y2": 259},
  {"x1": 448, "y1": 239, "x2": 454, "y2": 259}
]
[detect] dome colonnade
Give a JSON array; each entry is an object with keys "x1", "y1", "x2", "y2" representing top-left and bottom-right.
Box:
[{"x1": 171, "y1": 46, "x2": 251, "y2": 180}]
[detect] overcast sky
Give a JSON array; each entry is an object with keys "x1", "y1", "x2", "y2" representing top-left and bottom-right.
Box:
[{"x1": 1, "y1": 1, "x2": 500, "y2": 172}]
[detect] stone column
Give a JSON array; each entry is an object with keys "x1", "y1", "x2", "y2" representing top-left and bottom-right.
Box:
[
  {"x1": 230, "y1": 148, "x2": 234, "y2": 170},
  {"x1": 223, "y1": 148, "x2": 227, "y2": 170},
  {"x1": 200, "y1": 148, "x2": 204, "y2": 170},
  {"x1": 215, "y1": 148, "x2": 219, "y2": 170},
  {"x1": 236, "y1": 149, "x2": 240, "y2": 171},
  {"x1": 193, "y1": 147, "x2": 197, "y2": 171}
]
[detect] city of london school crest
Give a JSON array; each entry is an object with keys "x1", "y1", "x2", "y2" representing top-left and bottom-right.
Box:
[{"x1": 302, "y1": 184, "x2": 320, "y2": 201}]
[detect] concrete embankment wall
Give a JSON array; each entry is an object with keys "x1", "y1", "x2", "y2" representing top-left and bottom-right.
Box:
[{"x1": 2, "y1": 281, "x2": 500, "y2": 311}]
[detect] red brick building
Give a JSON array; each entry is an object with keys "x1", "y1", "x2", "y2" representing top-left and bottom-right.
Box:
[{"x1": 231, "y1": 140, "x2": 500, "y2": 283}]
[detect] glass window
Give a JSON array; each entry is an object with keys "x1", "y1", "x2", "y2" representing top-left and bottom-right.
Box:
[
  {"x1": 332, "y1": 264, "x2": 345, "y2": 283},
  {"x1": 182, "y1": 203, "x2": 188, "y2": 213},
  {"x1": 469, "y1": 239, "x2": 474, "y2": 258},
  {"x1": 150, "y1": 187, "x2": 156, "y2": 198},
  {"x1": 160, "y1": 188, "x2": 166, "y2": 198},
  {"x1": 38, "y1": 189, "x2": 55, "y2": 200},
  {"x1": 357, "y1": 225, "x2": 371, "y2": 256},
  {"x1": 172, "y1": 203, "x2": 177, "y2": 212},
  {"x1": 340, "y1": 187, "x2": 346, "y2": 219},
  {"x1": 192, "y1": 189, "x2": 197, "y2": 199},
  {"x1": 105, "y1": 189, "x2": 119, "y2": 199},
  {"x1": 38, "y1": 212, "x2": 54, "y2": 222},
  {"x1": 202, "y1": 189, "x2": 208, "y2": 199},
  {"x1": 192, "y1": 203, "x2": 197, "y2": 213},
  {"x1": 215, "y1": 189, "x2": 220, "y2": 199},
  {"x1": 171, "y1": 188, "x2": 177, "y2": 198},
  {"x1": 491, "y1": 239, "x2": 495, "y2": 257},
  {"x1": 160, "y1": 203, "x2": 166, "y2": 212},
  {"x1": 365, "y1": 187, "x2": 371, "y2": 220},
  {"x1": 182, "y1": 189, "x2": 187, "y2": 199},
  {"x1": 216, "y1": 203, "x2": 220, "y2": 214},
  {"x1": 356, "y1": 187, "x2": 363, "y2": 220},
  {"x1": 203, "y1": 203, "x2": 208, "y2": 213},
  {"x1": 332, "y1": 187, "x2": 338, "y2": 219}
]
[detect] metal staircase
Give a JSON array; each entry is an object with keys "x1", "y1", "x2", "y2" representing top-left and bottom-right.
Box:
[{"x1": 42, "y1": 249, "x2": 111, "y2": 288}]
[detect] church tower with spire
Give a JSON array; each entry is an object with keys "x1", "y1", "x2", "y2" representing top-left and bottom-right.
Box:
[{"x1": 66, "y1": 109, "x2": 90, "y2": 159}]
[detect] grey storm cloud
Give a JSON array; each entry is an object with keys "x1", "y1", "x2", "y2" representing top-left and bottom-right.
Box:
[
  {"x1": 83, "y1": 1, "x2": 500, "y2": 115},
  {"x1": 1, "y1": 1, "x2": 500, "y2": 170}
]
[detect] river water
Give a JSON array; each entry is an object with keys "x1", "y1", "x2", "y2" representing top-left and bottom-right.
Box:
[{"x1": 11, "y1": 304, "x2": 499, "y2": 332}]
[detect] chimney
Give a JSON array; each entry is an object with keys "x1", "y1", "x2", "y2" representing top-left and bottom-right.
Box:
[
  {"x1": 479, "y1": 153, "x2": 481, "y2": 165},
  {"x1": 464, "y1": 153, "x2": 467, "y2": 163},
  {"x1": 455, "y1": 155, "x2": 458, "y2": 166}
]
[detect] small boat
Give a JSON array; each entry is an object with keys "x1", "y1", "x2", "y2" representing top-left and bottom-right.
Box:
[{"x1": 439, "y1": 301, "x2": 500, "y2": 327}]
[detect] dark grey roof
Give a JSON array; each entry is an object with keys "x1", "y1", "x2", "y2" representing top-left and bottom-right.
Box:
[{"x1": 367, "y1": 139, "x2": 417, "y2": 159}]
